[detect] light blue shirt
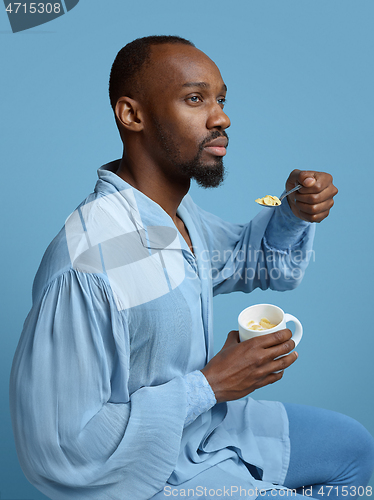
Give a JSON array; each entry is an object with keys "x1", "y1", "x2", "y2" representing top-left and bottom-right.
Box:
[{"x1": 10, "y1": 160, "x2": 315, "y2": 499}]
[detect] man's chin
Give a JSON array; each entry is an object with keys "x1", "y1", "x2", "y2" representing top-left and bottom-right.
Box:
[
  {"x1": 176, "y1": 156, "x2": 226, "y2": 189},
  {"x1": 192, "y1": 164, "x2": 226, "y2": 189}
]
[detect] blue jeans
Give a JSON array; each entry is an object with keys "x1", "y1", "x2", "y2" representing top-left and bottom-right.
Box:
[{"x1": 263, "y1": 403, "x2": 374, "y2": 499}]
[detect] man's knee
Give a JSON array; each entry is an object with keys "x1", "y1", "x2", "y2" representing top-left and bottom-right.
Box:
[
  {"x1": 350, "y1": 418, "x2": 374, "y2": 470},
  {"x1": 284, "y1": 403, "x2": 374, "y2": 483},
  {"x1": 332, "y1": 412, "x2": 374, "y2": 484}
]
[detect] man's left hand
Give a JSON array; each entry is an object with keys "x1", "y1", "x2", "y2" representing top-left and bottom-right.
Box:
[{"x1": 285, "y1": 170, "x2": 338, "y2": 223}]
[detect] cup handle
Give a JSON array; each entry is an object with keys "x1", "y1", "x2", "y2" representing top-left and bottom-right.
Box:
[{"x1": 284, "y1": 313, "x2": 303, "y2": 347}]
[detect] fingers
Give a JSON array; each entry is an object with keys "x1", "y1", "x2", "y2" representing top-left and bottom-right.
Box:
[
  {"x1": 244, "y1": 332, "x2": 296, "y2": 366},
  {"x1": 249, "y1": 351, "x2": 299, "y2": 391},
  {"x1": 292, "y1": 194, "x2": 335, "y2": 223},
  {"x1": 292, "y1": 196, "x2": 335, "y2": 223},
  {"x1": 271, "y1": 350, "x2": 298, "y2": 372},
  {"x1": 286, "y1": 169, "x2": 338, "y2": 223},
  {"x1": 245, "y1": 328, "x2": 293, "y2": 349},
  {"x1": 225, "y1": 329, "x2": 296, "y2": 365},
  {"x1": 204, "y1": 328, "x2": 299, "y2": 402},
  {"x1": 288, "y1": 169, "x2": 316, "y2": 189},
  {"x1": 254, "y1": 351, "x2": 299, "y2": 387},
  {"x1": 287, "y1": 170, "x2": 334, "y2": 192},
  {"x1": 288, "y1": 170, "x2": 338, "y2": 198},
  {"x1": 296, "y1": 183, "x2": 338, "y2": 206},
  {"x1": 251, "y1": 370, "x2": 285, "y2": 391}
]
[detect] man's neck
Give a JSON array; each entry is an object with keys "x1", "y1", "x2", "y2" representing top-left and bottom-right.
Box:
[{"x1": 115, "y1": 156, "x2": 190, "y2": 224}]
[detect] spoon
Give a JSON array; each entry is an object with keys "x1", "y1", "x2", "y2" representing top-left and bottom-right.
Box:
[{"x1": 255, "y1": 184, "x2": 302, "y2": 207}]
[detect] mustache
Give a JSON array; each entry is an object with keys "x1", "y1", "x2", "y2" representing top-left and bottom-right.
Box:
[{"x1": 200, "y1": 130, "x2": 229, "y2": 149}]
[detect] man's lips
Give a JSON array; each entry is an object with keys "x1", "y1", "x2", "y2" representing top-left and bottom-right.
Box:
[{"x1": 203, "y1": 137, "x2": 228, "y2": 157}]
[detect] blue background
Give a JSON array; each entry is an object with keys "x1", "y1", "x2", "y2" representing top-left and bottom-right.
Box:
[{"x1": 1, "y1": 1, "x2": 373, "y2": 498}]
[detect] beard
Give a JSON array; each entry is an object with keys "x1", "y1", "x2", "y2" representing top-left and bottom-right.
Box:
[{"x1": 151, "y1": 118, "x2": 228, "y2": 189}]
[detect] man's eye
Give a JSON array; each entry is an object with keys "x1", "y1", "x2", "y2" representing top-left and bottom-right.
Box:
[
  {"x1": 218, "y1": 97, "x2": 226, "y2": 107},
  {"x1": 188, "y1": 96, "x2": 202, "y2": 104}
]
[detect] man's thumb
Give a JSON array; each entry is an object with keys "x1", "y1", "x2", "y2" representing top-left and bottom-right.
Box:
[{"x1": 222, "y1": 330, "x2": 240, "y2": 348}]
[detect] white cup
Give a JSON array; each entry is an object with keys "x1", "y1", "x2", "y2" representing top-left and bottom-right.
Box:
[{"x1": 238, "y1": 304, "x2": 303, "y2": 346}]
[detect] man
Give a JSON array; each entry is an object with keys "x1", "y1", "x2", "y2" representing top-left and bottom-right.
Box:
[{"x1": 10, "y1": 36, "x2": 374, "y2": 500}]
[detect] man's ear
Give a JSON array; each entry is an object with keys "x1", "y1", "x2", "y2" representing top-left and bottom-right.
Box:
[{"x1": 115, "y1": 97, "x2": 144, "y2": 132}]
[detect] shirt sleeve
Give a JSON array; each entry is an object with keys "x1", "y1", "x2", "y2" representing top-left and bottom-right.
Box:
[
  {"x1": 182, "y1": 371, "x2": 217, "y2": 427},
  {"x1": 264, "y1": 196, "x2": 311, "y2": 250},
  {"x1": 192, "y1": 198, "x2": 316, "y2": 295},
  {"x1": 10, "y1": 270, "x2": 187, "y2": 500}
]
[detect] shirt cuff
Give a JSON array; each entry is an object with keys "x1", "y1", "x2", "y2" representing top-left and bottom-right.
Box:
[
  {"x1": 183, "y1": 370, "x2": 216, "y2": 427},
  {"x1": 264, "y1": 194, "x2": 312, "y2": 251}
]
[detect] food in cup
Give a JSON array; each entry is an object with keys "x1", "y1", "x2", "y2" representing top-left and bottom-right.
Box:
[{"x1": 247, "y1": 318, "x2": 278, "y2": 331}]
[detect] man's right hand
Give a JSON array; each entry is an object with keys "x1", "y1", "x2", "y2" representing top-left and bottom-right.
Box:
[{"x1": 201, "y1": 329, "x2": 298, "y2": 404}]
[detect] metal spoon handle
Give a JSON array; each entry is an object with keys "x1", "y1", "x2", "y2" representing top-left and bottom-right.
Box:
[{"x1": 280, "y1": 184, "x2": 302, "y2": 202}]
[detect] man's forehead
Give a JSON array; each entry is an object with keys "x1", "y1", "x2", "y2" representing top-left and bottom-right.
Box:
[{"x1": 145, "y1": 43, "x2": 224, "y2": 88}]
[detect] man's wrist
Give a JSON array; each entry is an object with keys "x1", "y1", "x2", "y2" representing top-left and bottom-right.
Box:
[{"x1": 264, "y1": 195, "x2": 311, "y2": 251}]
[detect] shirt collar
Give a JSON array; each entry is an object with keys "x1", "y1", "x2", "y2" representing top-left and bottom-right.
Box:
[{"x1": 95, "y1": 160, "x2": 187, "y2": 252}]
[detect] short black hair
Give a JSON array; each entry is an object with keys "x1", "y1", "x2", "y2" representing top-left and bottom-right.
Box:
[{"x1": 109, "y1": 35, "x2": 195, "y2": 111}]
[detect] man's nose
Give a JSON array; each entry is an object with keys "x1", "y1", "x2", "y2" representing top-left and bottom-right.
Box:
[{"x1": 207, "y1": 104, "x2": 231, "y2": 131}]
